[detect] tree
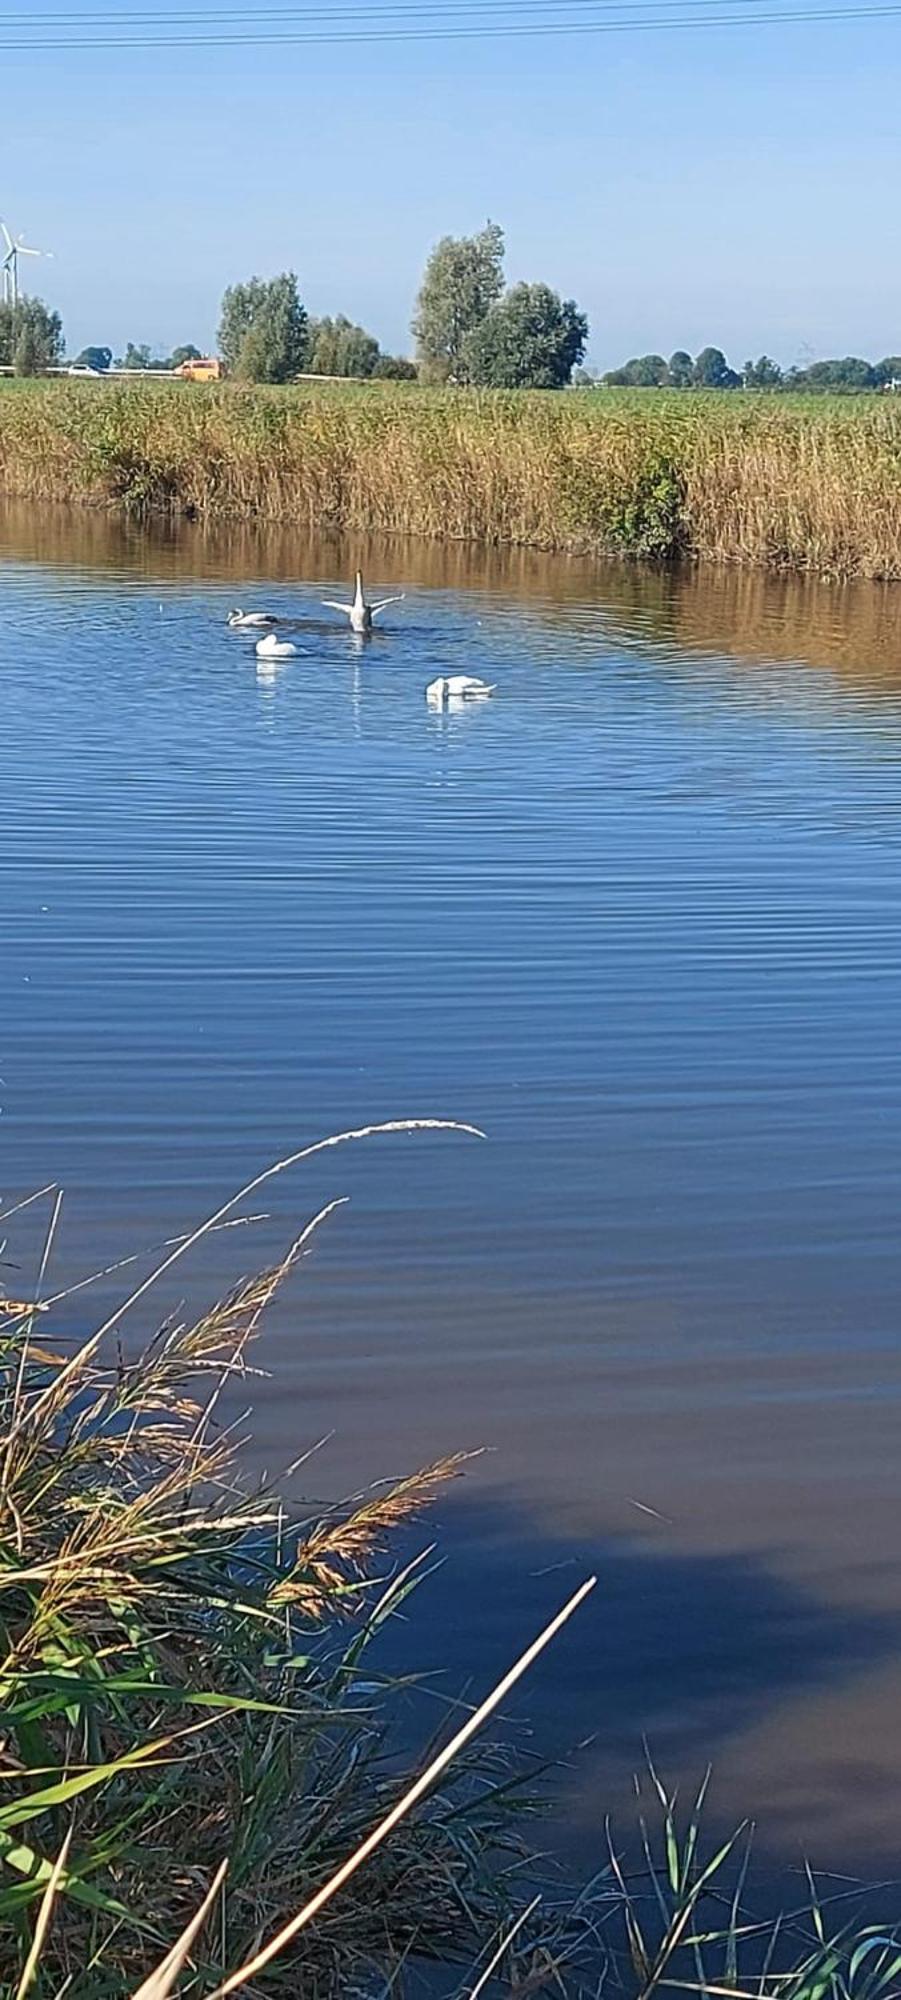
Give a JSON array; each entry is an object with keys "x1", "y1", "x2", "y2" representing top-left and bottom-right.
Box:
[
  {"x1": 170, "y1": 343, "x2": 202, "y2": 369},
  {"x1": 307, "y1": 315, "x2": 379, "y2": 378},
  {"x1": 13, "y1": 318, "x2": 39, "y2": 377},
  {"x1": 601, "y1": 350, "x2": 696, "y2": 389},
  {"x1": 73, "y1": 345, "x2": 113, "y2": 372},
  {"x1": 873, "y1": 356, "x2": 901, "y2": 388},
  {"x1": 618, "y1": 353, "x2": 668, "y2": 387},
  {"x1": 118, "y1": 343, "x2": 185, "y2": 371},
  {"x1": 667, "y1": 350, "x2": 694, "y2": 388},
  {"x1": 371, "y1": 353, "x2": 418, "y2": 380},
  {"x1": 799, "y1": 356, "x2": 875, "y2": 392},
  {"x1": 692, "y1": 345, "x2": 741, "y2": 388},
  {"x1": 218, "y1": 273, "x2": 308, "y2": 383},
  {"x1": 412, "y1": 221, "x2": 505, "y2": 383},
  {"x1": 743, "y1": 354, "x2": 783, "y2": 389},
  {"x1": 120, "y1": 342, "x2": 153, "y2": 370},
  {"x1": 218, "y1": 280, "x2": 265, "y2": 370},
  {"x1": 463, "y1": 282, "x2": 587, "y2": 390},
  {"x1": 0, "y1": 296, "x2": 63, "y2": 372}
]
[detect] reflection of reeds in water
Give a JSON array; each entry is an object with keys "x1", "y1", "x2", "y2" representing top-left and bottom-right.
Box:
[
  {"x1": 668, "y1": 564, "x2": 901, "y2": 687},
  {"x1": 3, "y1": 485, "x2": 899, "y2": 699},
  {"x1": 3, "y1": 381, "x2": 901, "y2": 580}
]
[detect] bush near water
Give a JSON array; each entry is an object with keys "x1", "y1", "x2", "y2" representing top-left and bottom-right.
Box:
[{"x1": 2, "y1": 378, "x2": 901, "y2": 579}]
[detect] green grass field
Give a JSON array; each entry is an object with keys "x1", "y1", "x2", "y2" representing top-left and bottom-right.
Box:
[{"x1": 2, "y1": 377, "x2": 901, "y2": 578}]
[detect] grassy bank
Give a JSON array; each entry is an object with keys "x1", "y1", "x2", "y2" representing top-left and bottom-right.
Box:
[{"x1": 2, "y1": 379, "x2": 901, "y2": 578}]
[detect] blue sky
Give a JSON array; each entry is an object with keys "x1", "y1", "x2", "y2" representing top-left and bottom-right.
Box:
[{"x1": 4, "y1": 5, "x2": 900, "y2": 366}]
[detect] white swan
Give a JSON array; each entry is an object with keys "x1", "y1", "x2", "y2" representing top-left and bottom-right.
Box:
[
  {"x1": 426, "y1": 675, "x2": 496, "y2": 706},
  {"x1": 228, "y1": 608, "x2": 279, "y2": 629},
  {"x1": 322, "y1": 571, "x2": 405, "y2": 634},
  {"x1": 255, "y1": 633, "x2": 298, "y2": 660}
]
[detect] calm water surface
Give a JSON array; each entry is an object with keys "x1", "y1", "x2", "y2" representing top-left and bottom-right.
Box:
[{"x1": 3, "y1": 502, "x2": 901, "y2": 1884}]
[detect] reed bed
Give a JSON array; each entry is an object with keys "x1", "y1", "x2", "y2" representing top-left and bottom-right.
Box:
[{"x1": 2, "y1": 380, "x2": 901, "y2": 579}]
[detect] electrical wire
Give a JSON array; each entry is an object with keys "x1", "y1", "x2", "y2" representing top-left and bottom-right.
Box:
[
  {"x1": 1, "y1": 0, "x2": 898, "y2": 37},
  {"x1": 5, "y1": 0, "x2": 756, "y2": 14},
  {"x1": 0, "y1": 0, "x2": 897, "y2": 35}
]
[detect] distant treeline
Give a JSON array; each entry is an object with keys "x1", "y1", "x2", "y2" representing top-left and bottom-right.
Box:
[
  {"x1": 592, "y1": 348, "x2": 901, "y2": 392},
  {"x1": 3, "y1": 240, "x2": 898, "y2": 397},
  {"x1": 3, "y1": 220, "x2": 588, "y2": 389},
  {"x1": 74, "y1": 327, "x2": 417, "y2": 381}
]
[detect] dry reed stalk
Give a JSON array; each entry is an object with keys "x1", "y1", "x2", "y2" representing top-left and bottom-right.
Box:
[
  {"x1": 12, "y1": 1828, "x2": 73, "y2": 2000},
  {"x1": 272, "y1": 1451, "x2": 474, "y2": 1615},
  {"x1": 466, "y1": 1895, "x2": 543, "y2": 2000},
  {"x1": 130, "y1": 1861, "x2": 229, "y2": 2000},
  {"x1": 3, "y1": 1120, "x2": 482, "y2": 1461},
  {"x1": 211, "y1": 1574, "x2": 597, "y2": 1997}
]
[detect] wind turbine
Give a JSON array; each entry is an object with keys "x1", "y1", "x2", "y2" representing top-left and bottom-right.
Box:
[{"x1": 1, "y1": 222, "x2": 53, "y2": 309}]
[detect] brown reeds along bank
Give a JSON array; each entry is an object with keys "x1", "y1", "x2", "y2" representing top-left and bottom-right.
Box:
[{"x1": 2, "y1": 378, "x2": 901, "y2": 579}]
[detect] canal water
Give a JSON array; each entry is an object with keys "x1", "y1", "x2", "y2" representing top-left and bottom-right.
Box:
[{"x1": 3, "y1": 501, "x2": 901, "y2": 1888}]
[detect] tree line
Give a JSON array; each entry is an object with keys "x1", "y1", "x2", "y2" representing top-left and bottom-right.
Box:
[
  {"x1": 595, "y1": 348, "x2": 901, "y2": 391},
  {"x1": 0, "y1": 221, "x2": 588, "y2": 389},
  {"x1": 2, "y1": 238, "x2": 897, "y2": 396},
  {"x1": 217, "y1": 277, "x2": 416, "y2": 381},
  {"x1": 216, "y1": 228, "x2": 587, "y2": 387}
]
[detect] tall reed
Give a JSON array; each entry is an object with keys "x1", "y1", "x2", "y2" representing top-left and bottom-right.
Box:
[
  {"x1": 0, "y1": 1126, "x2": 600, "y2": 1997},
  {"x1": 2, "y1": 380, "x2": 901, "y2": 579}
]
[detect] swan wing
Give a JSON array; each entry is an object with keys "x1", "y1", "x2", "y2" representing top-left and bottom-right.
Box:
[
  {"x1": 370, "y1": 594, "x2": 406, "y2": 618},
  {"x1": 322, "y1": 599, "x2": 353, "y2": 615}
]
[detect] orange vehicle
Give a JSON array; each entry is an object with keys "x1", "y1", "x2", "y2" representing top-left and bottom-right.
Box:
[{"x1": 175, "y1": 356, "x2": 225, "y2": 382}]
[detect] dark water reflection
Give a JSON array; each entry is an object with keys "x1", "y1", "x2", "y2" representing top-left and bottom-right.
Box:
[{"x1": 4, "y1": 500, "x2": 901, "y2": 1888}]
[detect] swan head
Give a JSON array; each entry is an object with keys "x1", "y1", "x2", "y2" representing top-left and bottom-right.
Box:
[
  {"x1": 227, "y1": 608, "x2": 244, "y2": 626},
  {"x1": 353, "y1": 571, "x2": 365, "y2": 609}
]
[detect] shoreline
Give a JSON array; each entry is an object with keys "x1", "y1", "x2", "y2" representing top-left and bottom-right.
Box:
[{"x1": 2, "y1": 379, "x2": 901, "y2": 581}]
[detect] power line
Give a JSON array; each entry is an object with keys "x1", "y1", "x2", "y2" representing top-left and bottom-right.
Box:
[
  {"x1": 0, "y1": 0, "x2": 896, "y2": 20},
  {"x1": 0, "y1": 0, "x2": 836, "y2": 14},
  {"x1": 6, "y1": 0, "x2": 737, "y2": 14},
  {"x1": 1, "y1": 0, "x2": 898, "y2": 36}
]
